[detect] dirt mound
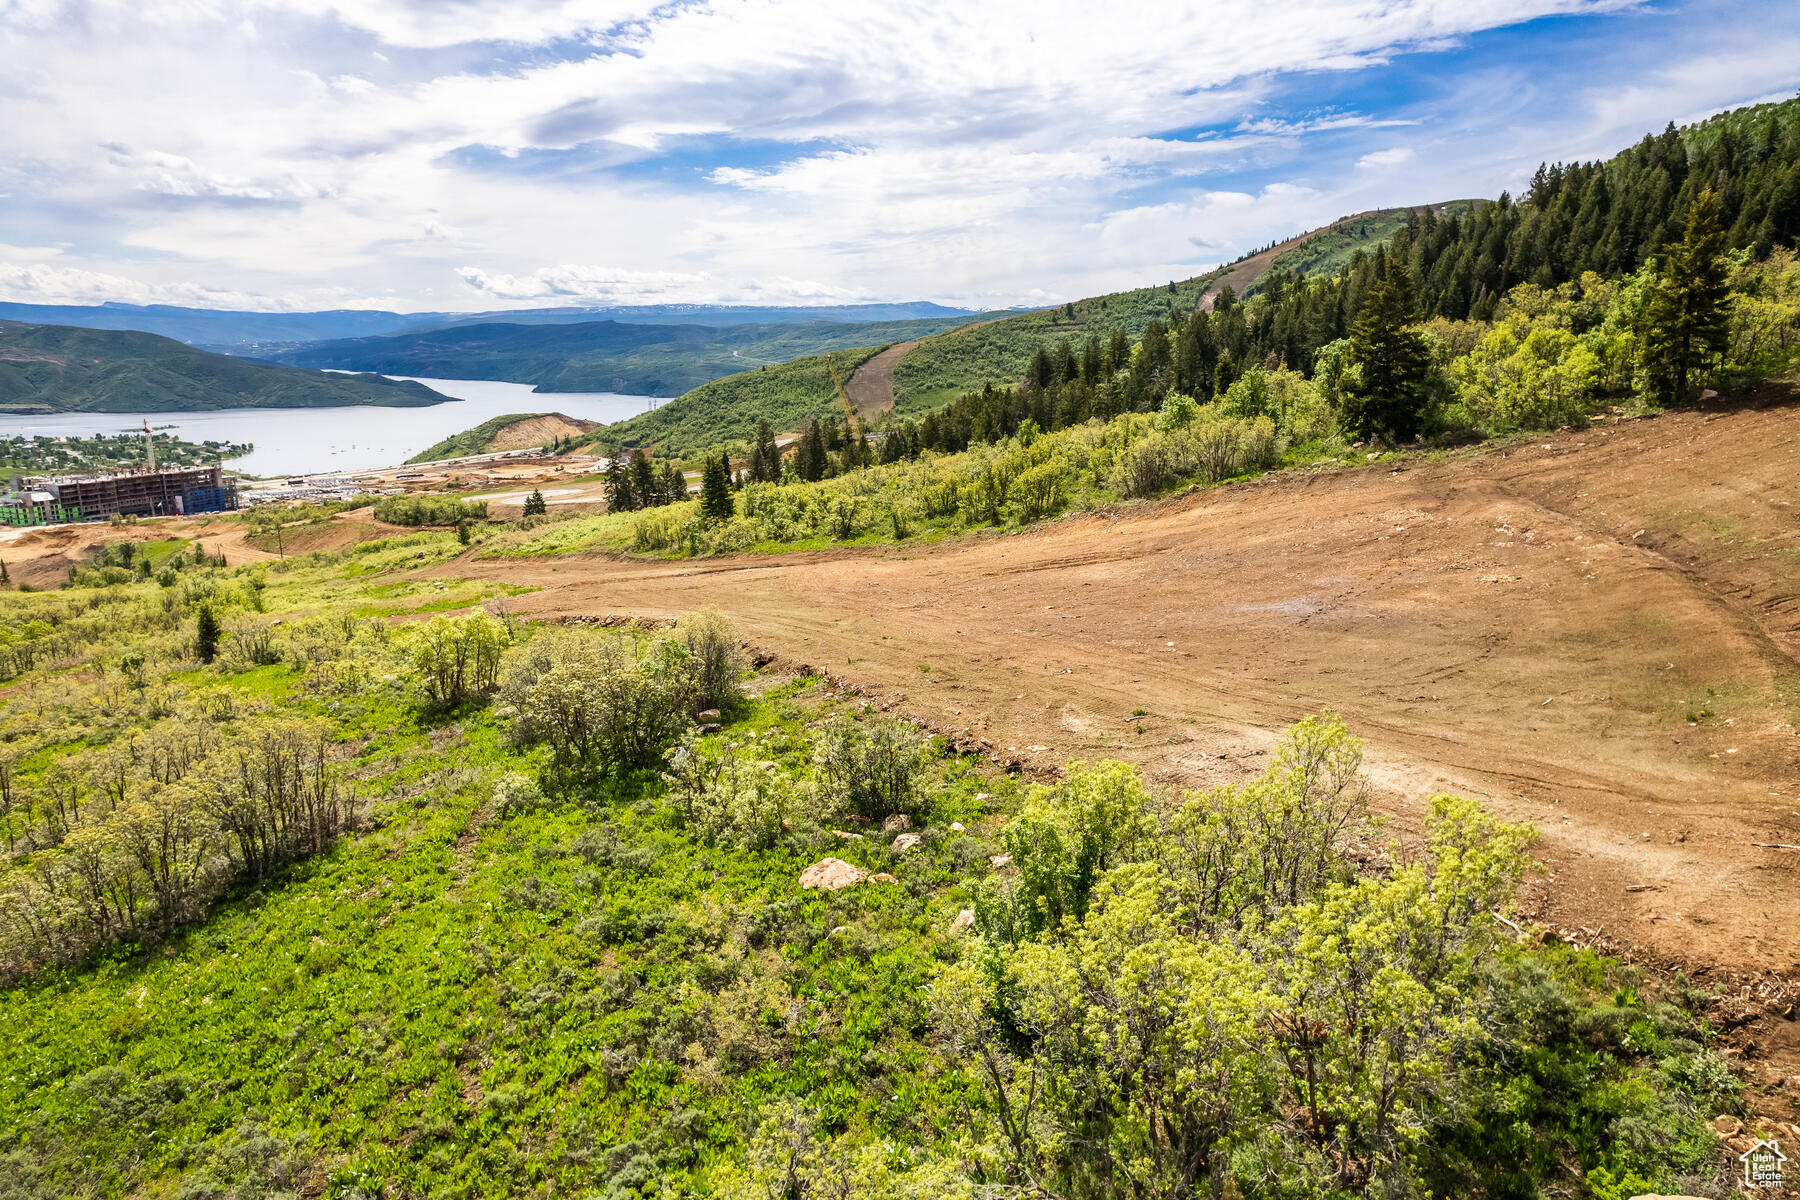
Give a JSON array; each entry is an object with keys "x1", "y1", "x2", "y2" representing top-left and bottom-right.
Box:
[
  {"x1": 487, "y1": 413, "x2": 598, "y2": 453},
  {"x1": 444, "y1": 382, "x2": 1800, "y2": 979}
]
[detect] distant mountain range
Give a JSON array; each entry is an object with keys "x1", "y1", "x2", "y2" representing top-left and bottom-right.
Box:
[
  {"x1": 266, "y1": 312, "x2": 1000, "y2": 396},
  {"x1": 0, "y1": 321, "x2": 445, "y2": 414},
  {"x1": 0, "y1": 299, "x2": 982, "y2": 353}
]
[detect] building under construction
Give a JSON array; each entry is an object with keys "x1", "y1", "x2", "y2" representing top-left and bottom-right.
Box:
[
  {"x1": 1, "y1": 421, "x2": 238, "y2": 524},
  {"x1": 31, "y1": 463, "x2": 236, "y2": 520}
]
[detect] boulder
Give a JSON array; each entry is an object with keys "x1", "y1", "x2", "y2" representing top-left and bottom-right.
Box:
[
  {"x1": 1710, "y1": 1115, "x2": 1743, "y2": 1137},
  {"x1": 989, "y1": 853, "x2": 1013, "y2": 868},
  {"x1": 698, "y1": 709, "x2": 722, "y2": 722},
  {"x1": 799, "y1": 858, "x2": 867, "y2": 890},
  {"x1": 883, "y1": 813, "x2": 912, "y2": 832},
  {"x1": 892, "y1": 833, "x2": 922, "y2": 854},
  {"x1": 868, "y1": 872, "x2": 899, "y2": 884},
  {"x1": 831, "y1": 829, "x2": 864, "y2": 841},
  {"x1": 949, "y1": 822, "x2": 966, "y2": 833},
  {"x1": 951, "y1": 908, "x2": 975, "y2": 931}
]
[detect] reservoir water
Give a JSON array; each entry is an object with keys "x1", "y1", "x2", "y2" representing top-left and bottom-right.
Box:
[{"x1": 0, "y1": 377, "x2": 667, "y2": 476}]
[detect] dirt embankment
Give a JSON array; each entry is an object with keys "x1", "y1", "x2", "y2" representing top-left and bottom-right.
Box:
[
  {"x1": 443, "y1": 384, "x2": 1800, "y2": 982},
  {"x1": 486, "y1": 413, "x2": 597, "y2": 452}
]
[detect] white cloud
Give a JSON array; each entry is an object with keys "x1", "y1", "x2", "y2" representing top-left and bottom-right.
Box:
[
  {"x1": 455, "y1": 264, "x2": 862, "y2": 306},
  {"x1": 1356, "y1": 146, "x2": 1417, "y2": 169},
  {"x1": 0, "y1": 0, "x2": 1787, "y2": 312}
]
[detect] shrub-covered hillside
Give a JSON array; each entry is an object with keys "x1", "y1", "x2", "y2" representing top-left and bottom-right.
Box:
[
  {"x1": 591, "y1": 346, "x2": 883, "y2": 456},
  {"x1": 0, "y1": 520, "x2": 1753, "y2": 1199}
]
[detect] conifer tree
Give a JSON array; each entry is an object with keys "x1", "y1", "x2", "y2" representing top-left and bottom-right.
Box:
[
  {"x1": 699, "y1": 453, "x2": 734, "y2": 522},
  {"x1": 1342, "y1": 261, "x2": 1433, "y2": 442},
  {"x1": 604, "y1": 457, "x2": 636, "y2": 512},
  {"x1": 195, "y1": 604, "x2": 221, "y2": 664},
  {"x1": 1642, "y1": 188, "x2": 1732, "y2": 406},
  {"x1": 794, "y1": 420, "x2": 827, "y2": 482},
  {"x1": 748, "y1": 419, "x2": 782, "y2": 482},
  {"x1": 630, "y1": 449, "x2": 656, "y2": 506},
  {"x1": 523, "y1": 489, "x2": 547, "y2": 517},
  {"x1": 658, "y1": 460, "x2": 686, "y2": 505}
]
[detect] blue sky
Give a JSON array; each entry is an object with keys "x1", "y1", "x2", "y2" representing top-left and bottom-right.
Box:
[{"x1": 0, "y1": 0, "x2": 1795, "y2": 313}]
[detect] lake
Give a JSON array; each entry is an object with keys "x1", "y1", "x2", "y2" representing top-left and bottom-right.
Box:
[{"x1": 0, "y1": 377, "x2": 667, "y2": 476}]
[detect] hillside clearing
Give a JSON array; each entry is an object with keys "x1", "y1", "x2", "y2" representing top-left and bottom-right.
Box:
[{"x1": 439, "y1": 384, "x2": 1800, "y2": 979}]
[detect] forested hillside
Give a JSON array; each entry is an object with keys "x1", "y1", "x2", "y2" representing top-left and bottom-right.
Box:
[
  {"x1": 272, "y1": 314, "x2": 991, "y2": 396},
  {"x1": 0, "y1": 322, "x2": 446, "y2": 413},
  {"x1": 591, "y1": 346, "x2": 883, "y2": 455}
]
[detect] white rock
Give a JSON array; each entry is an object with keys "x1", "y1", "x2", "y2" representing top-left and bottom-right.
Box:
[
  {"x1": 892, "y1": 833, "x2": 922, "y2": 854},
  {"x1": 799, "y1": 858, "x2": 867, "y2": 890}
]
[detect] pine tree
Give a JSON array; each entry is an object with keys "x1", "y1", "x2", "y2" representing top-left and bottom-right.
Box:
[
  {"x1": 523, "y1": 489, "x2": 547, "y2": 517},
  {"x1": 1642, "y1": 188, "x2": 1732, "y2": 406},
  {"x1": 0, "y1": 559, "x2": 9, "y2": 586},
  {"x1": 657, "y1": 460, "x2": 685, "y2": 505},
  {"x1": 794, "y1": 420, "x2": 827, "y2": 482},
  {"x1": 604, "y1": 458, "x2": 636, "y2": 511},
  {"x1": 1342, "y1": 261, "x2": 1433, "y2": 442},
  {"x1": 195, "y1": 604, "x2": 221, "y2": 664},
  {"x1": 699, "y1": 453, "x2": 734, "y2": 522},
  {"x1": 748, "y1": 419, "x2": 782, "y2": 482},
  {"x1": 630, "y1": 449, "x2": 656, "y2": 506}
]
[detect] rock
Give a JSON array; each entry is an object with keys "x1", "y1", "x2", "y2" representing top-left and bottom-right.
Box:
[
  {"x1": 989, "y1": 853, "x2": 1014, "y2": 869},
  {"x1": 949, "y1": 822, "x2": 966, "y2": 833},
  {"x1": 831, "y1": 829, "x2": 864, "y2": 841},
  {"x1": 697, "y1": 723, "x2": 722, "y2": 733},
  {"x1": 883, "y1": 813, "x2": 912, "y2": 832},
  {"x1": 1711, "y1": 1114, "x2": 1743, "y2": 1137},
  {"x1": 974, "y1": 792, "x2": 990, "y2": 802},
  {"x1": 799, "y1": 858, "x2": 867, "y2": 890},
  {"x1": 828, "y1": 925, "x2": 850, "y2": 937},
  {"x1": 1627, "y1": 1194, "x2": 1713, "y2": 1200},
  {"x1": 951, "y1": 908, "x2": 975, "y2": 930},
  {"x1": 892, "y1": 833, "x2": 922, "y2": 854},
  {"x1": 698, "y1": 709, "x2": 721, "y2": 722},
  {"x1": 868, "y1": 872, "x2": 898, "y2": 884}
]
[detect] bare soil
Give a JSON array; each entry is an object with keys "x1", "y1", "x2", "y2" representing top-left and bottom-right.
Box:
[
  {"x1": 844, "y1": 340, "x2": 919, "y2": 417},
  {"x1": 446, "y1": 384, "x2": 1800, "y2": 980},
  {"x1": 485, "y1": 413, "x2": 598, "y2": 453}
]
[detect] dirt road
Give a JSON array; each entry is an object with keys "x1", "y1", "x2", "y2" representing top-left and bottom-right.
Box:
[
  {"x1": 844, "y1": 340, "x2": 918, "y2": 417},
  {"x1": 446, "y1": 389, "x2": 1800, "y2": 974}
]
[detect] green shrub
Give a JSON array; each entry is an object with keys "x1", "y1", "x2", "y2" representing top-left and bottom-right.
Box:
[
  {"x1": 810, "y1": 713, "x2": 932, "y2": 821},
  {"x1": 373, "y1": 495, "x2": 488, "y2": 526}
]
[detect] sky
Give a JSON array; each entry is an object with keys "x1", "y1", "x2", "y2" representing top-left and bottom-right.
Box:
[{"x1": 0, "y1": 0, "x2": 1796, "y2": 314}]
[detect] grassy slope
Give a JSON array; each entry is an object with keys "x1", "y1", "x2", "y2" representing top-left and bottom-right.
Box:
[
  {"x1": 0, "y1": 536, "x2": 1002, "y2": 1196},
  {"x1": 594, "y1": 346, "x2": 883, "y2": 455},
  {"x1": 273, "y1": 315, "x2": 995, "y2": 397},
  {"x1": 1256, "y1": 201, "x2": 1482, "y2": 287},
  {"x1": 0, "y1": 530, "x2": 1744, "y2": 1198},
  {"x1": 890, "y1": 273, "x2": 1224, "y2": 411},
  {"x1": 405, "y1": 412, "x2": 552, "y2": 463},
  {"x1": 0, "y1": 322, "x2": 446, "y2": 414}
]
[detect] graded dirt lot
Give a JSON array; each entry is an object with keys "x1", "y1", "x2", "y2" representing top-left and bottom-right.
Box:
[{"x1": 447, "y1": 383, "x2": 1800, "y2": 982}]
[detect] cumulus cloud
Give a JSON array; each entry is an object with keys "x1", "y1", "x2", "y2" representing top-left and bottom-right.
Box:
[
  {"x1": 0, "y1": 261, "x2": 307, "y2": 309},
  {"x1": 1356, "y1": 146, "x2": 1417, "y2": 169},
  {"x1": 456, "y1": 264, "x2": 862, "y2": 306},
  {"x1": 0, "y1": 0, "x2": 1788, "y2": 310}
]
